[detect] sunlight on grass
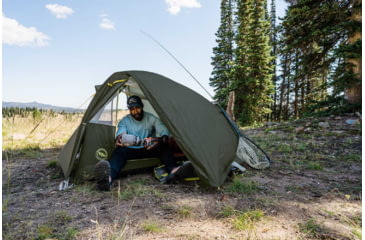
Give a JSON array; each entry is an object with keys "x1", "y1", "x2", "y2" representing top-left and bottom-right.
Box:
[
  {"x1": 116, "y1": 181, "x2": 165, "y2": 200},
  {"x1": 141, "y1": 220, "x2": 163, "y2": 233},
  {"x1": 219, "y1": 205, "x2": 237, "y2": 218},
  {"x1": 177, "y1": 205, "x2": 194, "y2": 219},
  {"x1": 2, "y1": 114, "x2": 82, "y2": 151},
  {"x1": 343, "y1": 215, "x2": 362, "y2": 240},
  {"x1": 232, "y1": 209, "x2": 265, "y2": 230},
  {"x1": 217, "y1": 205, "x2": 265, "y2": 231}
]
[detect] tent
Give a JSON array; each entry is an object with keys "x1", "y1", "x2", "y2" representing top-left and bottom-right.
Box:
[{"x1": 58, "y1": 70, "x2": 270, "y2": 188}]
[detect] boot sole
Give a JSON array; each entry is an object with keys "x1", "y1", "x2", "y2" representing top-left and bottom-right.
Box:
[{"x1": 95, "y1": 160, "x2": 111, "y2": 191}]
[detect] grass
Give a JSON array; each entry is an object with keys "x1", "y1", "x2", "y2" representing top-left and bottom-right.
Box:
[
  {"x1": 35, "y1": 225, "x2": 54, "y2": 240},
  {"x1": 225, "y1": 177, "x2": 260, "y2": 194},
  {"x1": 141, "y1": 220, "x2": 163, "y2": 233},
  {"x1": 74, "y1": 182, "x2": 97, "y2": 195},
  {"x1": 219, "y1": 205, "x2": 237, "y2": 218},
  {"x1": 47, "y1": 159, "x2": 59, "y2": 168},
  {"x1": 177, "y1": 205, "x2": 194, "y2": 219},
  {"x1": 342, "y1": 153, "x2": 361, "y2": 162},
  {"x1": 321, "y1": 208, "x2": 336, "y2": 217},
  {"x1": 218, "y1": 205, "x2": 265, "y2": 231},
  {"x1": 293, "y1": 142, "x2": 309, "y2": 152},
  {"x1": 53, "y1": 211, "x2": 73, "y2": 225},
  {"x1": 21, "y1": 143, "x2": 43, "y2": 158},
  {"x1": 342, "y1": 215, "x2": 362, "y2": 240},
  {"x1": 34, "y1": 225, "x2": 79, "y2": 240},
  {"x1": 232, "y1": 210, "x2": 265, "y2": 230},
  {"x1": 277, "y1": 143, "x2": 292, "y2": 153},
  {"x1": 3, "y1": 113, "x2": 362, "y2": 239},
  {"x1": 299, "y1": 218, "x2": 322, "y2": 237},
  {"x1": 2, "y1": 114, "x2": 82, "y2": 151},
  {"x1": 306, "y1": 161, "x2": 324, "y2": 170},
  {"x1": 116, "y1": 180, "x2": 165, "y2": 200},
  {"x1": 280, "y1": 151, "x2": 326, "y2": 171}
]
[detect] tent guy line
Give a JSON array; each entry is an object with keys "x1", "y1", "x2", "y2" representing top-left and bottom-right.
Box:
[{"x1": 140, "y1": 30, "x2": 214, "y2": 100}]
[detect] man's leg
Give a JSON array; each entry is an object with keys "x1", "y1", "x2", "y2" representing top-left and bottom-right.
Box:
[
  {"x1": 145, "y1": 144, "x2": 178, "y2": 173},
  {"x1": 109, "y1": 147, "x2": 142, "y2": 180}
]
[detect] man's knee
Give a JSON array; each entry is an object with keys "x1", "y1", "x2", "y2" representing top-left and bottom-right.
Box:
[{"x1": 113, "y1": 146, "x2": 130, "y2": 157}]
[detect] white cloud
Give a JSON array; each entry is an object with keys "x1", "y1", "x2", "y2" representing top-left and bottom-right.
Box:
[
  {"x1": 99, "y1": 15, "x2": 115, "y2": 30},
  {"x1": 165, "y1": 0, "x2": 202, "y2": 15},
  {"x1": 45, "y1": 4, "x2": 74, "y2": 19},
  {"x1": 2, "y1": 14, "x2": 50, "y2": 47}
]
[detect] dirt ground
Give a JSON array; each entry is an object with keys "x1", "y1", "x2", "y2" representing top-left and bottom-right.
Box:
[{"x1": 2, "y1": 115, "x2": 362, "y2": 240}]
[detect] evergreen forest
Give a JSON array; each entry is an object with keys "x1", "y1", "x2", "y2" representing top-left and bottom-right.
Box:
[{"x1": 210, "y1": 0, "x2": 361, "y2": 126}]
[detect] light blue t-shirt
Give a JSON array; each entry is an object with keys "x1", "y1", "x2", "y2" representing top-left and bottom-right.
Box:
[{"x1": 116, "y1": 112, "x2": 169, "y2": 148}]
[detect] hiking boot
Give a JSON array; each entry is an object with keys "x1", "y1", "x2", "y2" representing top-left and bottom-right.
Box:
[
  {"x1": 165, "y1": 161, "x2": 195, "y2": 184},
  {"x1": 94, "y1": 160, "x2": 112, "y2": 191}
]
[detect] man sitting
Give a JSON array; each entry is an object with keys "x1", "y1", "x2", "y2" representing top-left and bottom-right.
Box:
[{"x1": 95, "y1": 95, "x2": 193, "y2": 191}]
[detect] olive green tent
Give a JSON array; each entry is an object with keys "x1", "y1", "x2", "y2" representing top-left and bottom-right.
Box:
[{"x1": 58, "y1": 70, "x2": 270, "y2": 188}]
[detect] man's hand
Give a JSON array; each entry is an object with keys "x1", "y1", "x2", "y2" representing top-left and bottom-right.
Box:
[
  {"x1": 115, "y1": 134, "x2": 123, "y2": 147},
  {"x1": 161, "y1": 135, "x2": 169, "y2": 145},
  {"x1": 115, "y1": 134, "x2": 142, "y2": 147},
  {"x1": 143, "y1": 137, "x2": 160, "y2": 150}
]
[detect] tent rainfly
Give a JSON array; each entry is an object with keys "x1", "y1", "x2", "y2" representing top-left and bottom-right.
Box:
[{"x1": 58, "y1": 70, "x2": 270, "y2": 189}]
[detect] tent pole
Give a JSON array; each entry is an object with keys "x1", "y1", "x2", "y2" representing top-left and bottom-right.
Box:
[
  {"x1": 116, "y1": 92, "x2": 119, "y2": 125},
  {"x1": 111, "y1": 98, "x2": 113, "y2": 125}
]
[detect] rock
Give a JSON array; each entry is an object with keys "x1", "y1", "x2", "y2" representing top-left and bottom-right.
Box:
[
  {"x1": 294, "y1": 127, "x2": 305, "y2": 133},
  {"x1": 304, "y1": 128, "x2": 311, "y2": 133},
  {"x1": 345, "y1": 119, "x2": 360, "y2": 125},
  {"x1": 318, "y1": 122, "x2": 330, "y2": 128}
]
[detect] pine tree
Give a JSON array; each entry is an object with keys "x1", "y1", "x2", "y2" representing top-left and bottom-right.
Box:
[
  {"x1": 269, "y1": 0, "x2": 278, "y2": 120},
  {"x1": 234, "y1": 0, "x2": 274, "y2": 125},
  {"x1": 277, "y1": 0, "x2": 361, "y2": 116},
  {"x1": 210, "y1": 0, "x2": 235, "y2": 109},
  {"x1": 336, "y1": 0, "x2": 361, "y2": 104}
]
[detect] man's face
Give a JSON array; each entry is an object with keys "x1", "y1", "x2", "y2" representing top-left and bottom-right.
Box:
[{"x1": 129, "y1": 106, "x2": 143, "y2": 121}]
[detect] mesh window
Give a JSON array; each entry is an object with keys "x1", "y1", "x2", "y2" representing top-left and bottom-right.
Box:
[{"x1": 90, "y1": 94, "x2": 122, "y2": 126}]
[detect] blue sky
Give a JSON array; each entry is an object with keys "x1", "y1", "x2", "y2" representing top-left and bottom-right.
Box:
[{"x1": 3, "y1": 0, "x2": 287, "y2": 109}]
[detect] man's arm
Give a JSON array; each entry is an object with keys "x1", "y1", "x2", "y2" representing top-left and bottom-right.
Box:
[
  {"x1": 154, "y1": 117, "x2": 169, "y2": 137},
  {"x1": 115, "y1": 117, "x2": 141, "y2": 147},
  {"x1": 143, "y1": 116, "x2": 170, "y2": 150}
]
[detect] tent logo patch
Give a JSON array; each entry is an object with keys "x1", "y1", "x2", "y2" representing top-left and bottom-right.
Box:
[{"x1": 95, "y1": 148, "x2": 108, "y2": 160}]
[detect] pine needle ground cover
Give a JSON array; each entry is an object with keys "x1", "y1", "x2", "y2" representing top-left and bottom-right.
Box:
[{"x1": 2, "y1": 114, "x2": 361, "y2": 240}]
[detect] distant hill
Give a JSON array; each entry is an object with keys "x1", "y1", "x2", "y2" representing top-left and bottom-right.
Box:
[{"x1": 2, "y1": 101, "x2": 84, "y2": 113}]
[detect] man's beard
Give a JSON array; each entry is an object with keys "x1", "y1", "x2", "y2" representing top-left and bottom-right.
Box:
[{"x1": 131, "y1": 110, "x2": 144, "y2": 121}]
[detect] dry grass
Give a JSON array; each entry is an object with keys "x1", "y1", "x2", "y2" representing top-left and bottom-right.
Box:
[
  {"x1": 2, "y1": 114, "x2": 362, "y2": 240},
  {"x1": 2, "y1": 113, "x2": 82, "y2": 151}
]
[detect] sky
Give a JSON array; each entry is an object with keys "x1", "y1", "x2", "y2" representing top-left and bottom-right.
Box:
[{"x1": 2, "y1": 0, "x2": 288, "y2": 109}]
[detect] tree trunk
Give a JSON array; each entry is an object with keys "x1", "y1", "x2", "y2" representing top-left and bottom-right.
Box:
[
  {"x1": 345, "y1": 0, "x2": 361, "y2": 104},
  {"x1": 226, "y1": 91, "x2": 236, "y2": 121}
]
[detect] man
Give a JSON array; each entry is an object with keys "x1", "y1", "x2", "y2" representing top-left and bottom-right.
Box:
[{"x1": 95, "y1": 95, "x2": 192, "y2": 191}]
